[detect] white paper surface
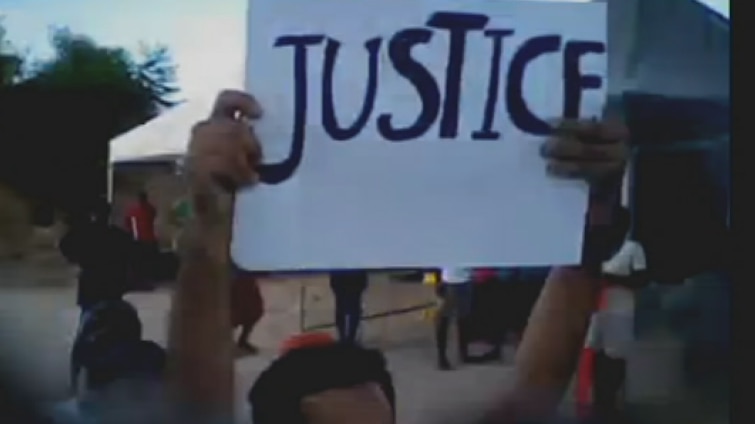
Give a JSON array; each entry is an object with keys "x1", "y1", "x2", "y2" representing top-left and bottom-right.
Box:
[{"x1": 233, "y1": 0, "x2": 607, "y2": 271}]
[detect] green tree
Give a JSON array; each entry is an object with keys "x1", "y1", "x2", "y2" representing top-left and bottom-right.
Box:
[
  {"x1": 0, "y1": 18, "x2": 24, "y2": 86},
  {"x1": 0, "y1": 27, "x2": 179, "y2": 217},
  {"x1": 31, "y1": 28, "x2": 179, "y2": 136}
]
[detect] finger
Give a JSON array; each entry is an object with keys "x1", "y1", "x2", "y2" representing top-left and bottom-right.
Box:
[
  {"x1": 235, "y1": 146, "x2": 257, "y2": 185},
  {"x1": 540, "y1": 137, "x2": 627, "y2": 162},
  {"x1": 597, "y1": 116, "x2": 630, "y2": 144},
  {"x1": 210, "y1": 90, "x2": 263, "y2": 121},
  {"x1": 548, "y1": 117, "x2": 599, "y2": 136},
  {"x1": 230, "y1": 124, "x2": 261, "y2": 184},
  {"x1": 245, "y1": 125, "x2": 263, "y2": 168},
  {"x1": 191, "y1": 120, "x2": 251, "y2": 156},
  {"x1": 546, "y1": 158, "x2": 624, "y2": 180},
  {"x1": 549, "y1": 118, "x2": 628, "y2": 147}
]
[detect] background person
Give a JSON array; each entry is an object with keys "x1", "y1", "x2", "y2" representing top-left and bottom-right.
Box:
[
  {"x1": 470, "y1": 267, "x2": 514, "y2": 363},
  {"x1": 60, "y1": 201, "x2": 135, "y2": 355},
  {"x1": 231, "y1": 270, "x2": 265, "y2": 354},
  {"x1": 124, "y1": 191, "x2": 157, "y2": 246},
  {"x1": 124, "y1": 190, "x2": 159, "y2": 282},
  {"x1": 55, "y1": 299, "x2": 168, "y2": 423},
  {"x1": 329, "y1": 270, "x2": 369, "y2": 345},
  {"x1": 435, "y1": 267, "x2": 474, "y2": 370},
  {"x1": 585, "y1": 207, "x2": 648, "y2": 422}
]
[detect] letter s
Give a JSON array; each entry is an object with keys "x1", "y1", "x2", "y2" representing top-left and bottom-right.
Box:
[{"x1": 376, "y1": 29, "x2": 441, "y2": 142}]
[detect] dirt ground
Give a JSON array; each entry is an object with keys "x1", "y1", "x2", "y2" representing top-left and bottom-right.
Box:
[{"x1": 0, "y1": 268, "x2": 522, "y2": 424}]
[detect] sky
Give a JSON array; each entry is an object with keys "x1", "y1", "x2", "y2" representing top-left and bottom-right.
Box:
[{"x1": 1, "y1": 0, "x2": 729, "y2": 102}]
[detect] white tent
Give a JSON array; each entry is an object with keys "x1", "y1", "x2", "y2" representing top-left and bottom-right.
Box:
[
  {"x1": 109, "y1": 98, "x2": 217, "y2": 165},
  {"x1": 108, "y1": 0, "x2": 729, "y2": 166}
]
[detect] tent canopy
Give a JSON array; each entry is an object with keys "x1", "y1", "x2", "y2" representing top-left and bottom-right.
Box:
[
  {"x1": 109, "y1": 98, "x2": 216, "y2": 165},
  {"x1": 109, "y1": 0, "x2": 729, "y2": 165}
]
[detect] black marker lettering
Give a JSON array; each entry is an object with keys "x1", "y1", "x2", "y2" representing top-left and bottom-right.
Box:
[
  {"x1": 506, "y1": 35, "x2": 562, "y2": 135},
  {"x1": 377, "y1": 28, "x2": 441, "y2": 141},
  {"x1": 563, "y1": 40, "x2": 605, "y2": 119},
  {"x1": 258, "y1": 35, "x2": 325, "y2": 185},
  {"x1": 322, "y1": 37, "x2": 382, "y2": 140},
  {"x1": 472, "y1": 29, "x2": 514, "y2": 140},
  {"x1": 427, "y1": 12, "x2": 489, "y2": 139}
]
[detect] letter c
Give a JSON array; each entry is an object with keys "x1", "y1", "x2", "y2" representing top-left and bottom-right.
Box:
[{"x1": 506, "y1": 35, "x2": 562, "y2": 136}]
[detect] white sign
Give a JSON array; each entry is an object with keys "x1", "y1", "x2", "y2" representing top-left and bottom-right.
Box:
[{"x1": 233, "y1": 0, "x2": 607, "y2": 271}]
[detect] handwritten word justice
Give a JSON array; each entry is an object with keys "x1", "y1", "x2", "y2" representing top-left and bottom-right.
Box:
[{"x1": 257, "y1": 11, "x2": 605, "y2": 184}]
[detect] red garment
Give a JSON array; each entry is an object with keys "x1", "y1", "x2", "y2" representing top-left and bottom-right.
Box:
[
  {"x1": 124, "y1": 202, "x2": 157, "y2": 242},
  {"x1": 231, "y1": 275, "x2": 264, "y2": 328},
  {"x1": 472, "y1": 268, "x2": 497, "y2": 283},
  {"x1": 280, "y1": 332, "x2": 335, "y2": 355}
]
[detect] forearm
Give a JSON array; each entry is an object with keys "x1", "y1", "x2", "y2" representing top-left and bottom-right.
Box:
[
  {"x1": 514, "y1": 267, "x2": 599, "y2": 391},
  {"x1": 507, "y1": 199, "x2": 615, "y2": 416},
  {"x1": 167, "y1": 191, "x2": 234, "y2": 416}
]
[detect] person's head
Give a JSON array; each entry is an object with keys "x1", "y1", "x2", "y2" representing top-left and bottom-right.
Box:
[
  {"x1": 78, "y1": 300, "x2": 143, "y2": 347},
  {"x1": 138, "y1": 191, "x2": 149, "y2": 204},
  {"x1": 80, "y1": 340, "x2": 166, "y2": 392},
  {"x1": 72, "y1": 300, "x2": 145, "y2": 393},
  {"x1": 248, "y1": 340, "x2": 395, "y2": 424}
]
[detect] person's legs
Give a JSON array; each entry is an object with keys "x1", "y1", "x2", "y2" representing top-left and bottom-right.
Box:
[
  {"x1": 343, "y1": 289, "x2": 365, "y2": 344},
  {"x1": 231, "y1": 278, "x2": 264, "y2": 353},
  {"x1": 474, "y1": 281, "x2": 507, "y2": 362},
  {"x1": 593, "y1": 350, "x2": 626, "y2": 421},
  {"x1": 237, "y1": 324, "x2": 258, "y2": 353},
  {"x1": 435, "y1": 284, "x2": 453, "y2": 370},
  {"x1": 453, "y1": 283, "x2": 474, "y2": 363},
  {"x1": 331, "y1": 276, "x2": 367, "y2": 344},
  {"x1": 331, "y1": 279, "x2": 350, "y2": 342},
  {"x1": 333, "y1": 295, "x2": 348, "y2": 342},
  {"x1": 70, "y1": 306, "x2": 89, "y2": 391}
]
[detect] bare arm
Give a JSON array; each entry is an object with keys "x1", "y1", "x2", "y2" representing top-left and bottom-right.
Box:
[
  {"x1": 166, "y1": 190, "x2": 235, "y2": 416},
  {"x1": 516, "y1": 266, "x2": 599, "y2": 389},
  {"x1": 485, "y1": 193, "x2": 623, "y2": 423},
  {"x1": 165, "y1": 90, "x2": 262, "y2": 420},
  {"x1": 514, "y1": 199, "x2": 614, "y2": 392}
]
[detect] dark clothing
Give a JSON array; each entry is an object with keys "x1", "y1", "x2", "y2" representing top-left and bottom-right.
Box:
[
  {"x1": 471, "y1": 280, "x2": 510, "y2": 345},
  {"x1": 60, "y1": 223, "x2": 134, "y2": 309},
  {"x1": 231, "y1": 276, "x2": 264, "y2": 328},
  {"x1": 436, "y1": 283, "x2": 474, "y2": 318},
  {"x1": 329, "y1": 271, "x2": 368, "y2": 344},
  {"x1": 593, "y1": 351, "x2": 626, "y2": 422}
]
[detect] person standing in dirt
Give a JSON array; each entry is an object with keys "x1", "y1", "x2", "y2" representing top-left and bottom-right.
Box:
[
  {"x1": 435, "y1": 267, "x2": 474, "y2": 370},
  {"x1": 124, "y1": 190, "x2": 159, "y2": 281},
  {"x1": 60, "y1": 203, "x2": 133, "y2": 315},
  {"x1": 125, "y1": 191, "x2": 158, "y2": 246},
  {"x1": 60, "y1": 202, "x2": 135, "y2": 389},
  {"x1": 329, "y1": 270, "x2": 369, "y2": 345}
]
